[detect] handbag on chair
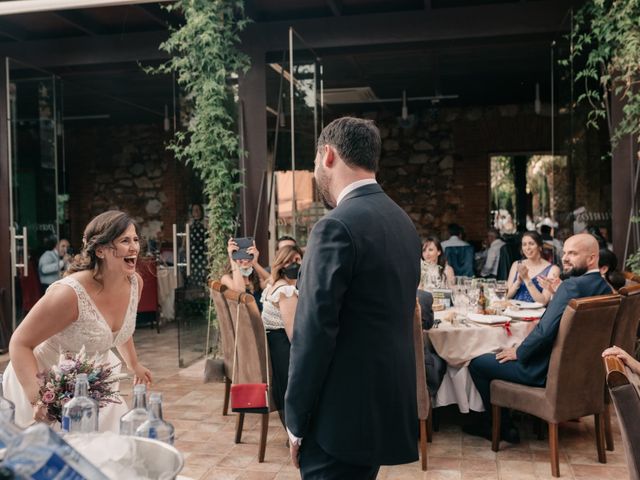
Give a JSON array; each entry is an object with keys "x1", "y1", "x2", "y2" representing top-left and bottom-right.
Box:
[{"x1": 230, "y1": 302, "x2": 270, "y2": 414}]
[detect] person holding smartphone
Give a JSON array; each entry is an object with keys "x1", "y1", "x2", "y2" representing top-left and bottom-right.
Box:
[{"x1": 221, "y1": 237, "x2": 270, "y2": 311}]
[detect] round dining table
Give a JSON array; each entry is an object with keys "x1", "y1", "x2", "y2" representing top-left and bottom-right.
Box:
[{"x1": 427, "y1": 311, "x2": 539, "y2": 413}]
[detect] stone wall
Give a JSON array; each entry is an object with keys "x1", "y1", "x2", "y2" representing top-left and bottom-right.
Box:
[
  {"x1": 355, "y1": 103, "x2": 609, "y2": 244},
  {"x1": 66, "y1": 123, "x2": 191, "y2": 251}
]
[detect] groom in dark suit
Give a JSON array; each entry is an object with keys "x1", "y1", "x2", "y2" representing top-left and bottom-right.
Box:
[
  {"x1": 467, "y1": 233, "x2": 612, "y2": 442},
  {"x1": 284, "y1": 117, "x2": 421, "y2": 479}
]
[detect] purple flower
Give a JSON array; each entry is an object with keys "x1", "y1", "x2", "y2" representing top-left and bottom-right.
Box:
[{"x1": 42, "y1": 390, "x2": 56, "y2": 404}]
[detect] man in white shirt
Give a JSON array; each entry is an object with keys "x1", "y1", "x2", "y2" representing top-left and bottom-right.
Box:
[
  {"x1": 441, "y1": 223, "x2": 470, "y2": 250},
  {"x1": 480, "y1": 228, "x2": 505, "y2": 277},
  {"x1": 38, "y1": 237, "x2": 70, "y2": 294}
]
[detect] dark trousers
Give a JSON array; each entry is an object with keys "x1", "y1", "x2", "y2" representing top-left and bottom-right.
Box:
[
  {"x1": 266, "y1": 329, "x2": 290, "y2": 425},
  {"x1": 469, "y1": 353, "x2": 543, "y2": 413},
  {"x1": 300, "y1": 433, "x2": 380, "y2": 480}
]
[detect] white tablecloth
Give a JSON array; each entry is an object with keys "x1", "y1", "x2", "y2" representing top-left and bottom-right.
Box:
[{"x1": 428, "y1": 313, "x2": 535, "y2": 412}]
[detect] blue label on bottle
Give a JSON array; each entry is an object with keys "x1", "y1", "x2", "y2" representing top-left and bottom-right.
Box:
[
  {"x1": 61, "y1": 416, "x2": 70, "y2": 432},
  {"x1": 32, "y1": 452, "x2": 85, "y2": 480},
  {"x1": 148, "y1": 427, "x2": 157, "y2": 439}
]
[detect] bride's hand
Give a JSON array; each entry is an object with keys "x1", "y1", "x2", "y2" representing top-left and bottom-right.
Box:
[{"x1": 132, "y1": 363, "x2": 152, "y2": 386}]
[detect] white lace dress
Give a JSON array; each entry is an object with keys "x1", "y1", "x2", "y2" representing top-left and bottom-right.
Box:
[{"x1": 2, "y1": 275, "x2": 138, "y2": 431}]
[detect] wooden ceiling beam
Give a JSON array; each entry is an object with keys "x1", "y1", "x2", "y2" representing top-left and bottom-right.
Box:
[
  {"x1": 243, "y1": 0, "x2": 572, "y2": 52},
  {"x1": 135, "y1": 3, "x2": 178, "y2": 28},
  {"x1": 0, "y1": 19, "x2": 28, "y2": 41},
  {"x1": 327, "y1": 0, "x2": 342, "y2": 16},
  {"x1": 0, "y1": 30, "x2": 169, "y2": 67},
  {"x1": 49, "y1": 11, "x2": 108, "y2": 35}
]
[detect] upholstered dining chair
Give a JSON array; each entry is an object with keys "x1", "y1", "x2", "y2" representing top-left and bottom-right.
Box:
[
  {"x1": 136, "y1": 257, "x2": 159, "y2": 332},
  {"x1": 490, "y1": 294, "x2": 621, "y2": 477},
  {"x1": 604, "y1": 283, "x2": 640, "y2": 450},
  {"x1": 603, "y1": 354, "x2": 640, "y2": 480},
  {"x1": 209, "y1": 281, "x2": 234, "y2": 415},
  {"x1": 623, "y1": 271, "x2": 640, "y2": 285},
  {"x1": 227, "y1": 291, "x2": 275, "y2": 463},
  {"x1": 413, "y1": 301, "x2": 432, "y2": 471}
]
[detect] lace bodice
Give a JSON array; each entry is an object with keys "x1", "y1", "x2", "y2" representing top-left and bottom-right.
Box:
[
  {"x1": 35, "y1": 275, "x2": 138, "y2": 359},
  {"x1": 261, "y1": 283, "x2": 298, "y2": 330}
]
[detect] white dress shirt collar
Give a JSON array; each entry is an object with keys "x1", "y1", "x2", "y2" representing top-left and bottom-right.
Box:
[{"x1": 336, "y1": 178, "x2": 378, "y2": 206}]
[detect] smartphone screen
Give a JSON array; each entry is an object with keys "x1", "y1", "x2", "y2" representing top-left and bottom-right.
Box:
[{"x1": 232, "y1": 237, "x2": 254, "y2": 261}]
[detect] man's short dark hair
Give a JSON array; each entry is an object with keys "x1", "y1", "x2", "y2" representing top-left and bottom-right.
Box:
[
  {"x1": 317, "y1": 117, "x2": 381, "y2": 172},
  {"x1": 448, "y1": 223, "x2": 462, "y2": 237},
  {"x1": 44, "y1": 234, "x2": 58, "y2": 251}
]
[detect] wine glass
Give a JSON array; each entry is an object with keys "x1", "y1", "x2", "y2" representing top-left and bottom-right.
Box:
[
  {"x1": 467, "y1": 287, "x2": 479, "y2": 313},
  {"x1": 495, "y1": 281, "x2": 508, "y2": 301},
  {"x1": 494, "y1": 280, "x2": 508, "y2": 314}
]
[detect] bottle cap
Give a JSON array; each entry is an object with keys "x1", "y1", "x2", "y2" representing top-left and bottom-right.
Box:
[
  {"x1": 134, "y1": 384, "x2": 147, "y2": 394},
  {"x1": 76, "y1": 373, "x2": 88, "y2": 382},
  {"x1": 149, "y1": 392, "x2": 162, "y2": 403}
]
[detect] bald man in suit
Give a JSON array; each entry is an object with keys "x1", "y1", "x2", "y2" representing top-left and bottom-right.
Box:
[{"x1": 467, "y1": 233, "x2": 612, "y2": 442}]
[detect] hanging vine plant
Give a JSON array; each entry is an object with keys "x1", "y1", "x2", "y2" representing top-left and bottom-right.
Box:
[
  {"x1": 565, "y1": 0, "x2": 640, "y2": 144},
  {"x1": 150, "y1": 0, "x2": 250, "y2": 279},
  {"x1": 565, "y1": 0, "x2": 640, "y2": 273}
]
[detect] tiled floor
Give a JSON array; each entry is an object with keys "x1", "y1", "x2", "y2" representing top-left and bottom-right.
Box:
[
  {"x1": 124, "y1": 325, "x2": 632, "y2": 480},
  {"x1": 2, "y1": 325, "x2": 632, "y2": 479}
]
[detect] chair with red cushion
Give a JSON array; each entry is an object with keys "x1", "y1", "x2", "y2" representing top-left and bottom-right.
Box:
[{"x1": 136, "y1": 258, "x2": 159, "y2": 333}]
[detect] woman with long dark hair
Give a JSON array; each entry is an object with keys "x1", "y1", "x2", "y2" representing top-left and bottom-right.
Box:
[
  {"x1": 507, "y1": 231, "x2": 560, "y2": 305},
  {"x1": 260, "y1": 245, "x2": 303, "y2": 425},
  {"x1": 420, "y1": 236, "x2": 455, "y2": 288},
  {"x1": 3, "y1": 210, "x2": 152, "y2": 431}
]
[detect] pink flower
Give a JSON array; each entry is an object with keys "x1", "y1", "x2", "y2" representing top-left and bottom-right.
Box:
[
  {"x1": 42, "y1": 390, "x2": 56, "y2": 404},
  {"x1": 59, "y1": 359, "x2": 76, "y2": 373}
]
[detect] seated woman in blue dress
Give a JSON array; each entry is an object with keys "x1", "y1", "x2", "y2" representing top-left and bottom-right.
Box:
[{"x1": 506, "y1": 231, "x2": 560, "y2": 306}]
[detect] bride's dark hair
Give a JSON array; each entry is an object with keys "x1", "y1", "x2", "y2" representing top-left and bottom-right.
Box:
[{"x1": 65, "y1": 210, "x2": 140, "y2": 278}]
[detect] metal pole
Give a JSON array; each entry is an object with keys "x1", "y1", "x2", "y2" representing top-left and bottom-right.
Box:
[{"x1": 289, "y1": 27, "x2": 297, "y2": 239}]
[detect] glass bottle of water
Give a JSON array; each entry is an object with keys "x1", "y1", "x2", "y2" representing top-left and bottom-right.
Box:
[
  {"x1": 0, "y1": 416, "x2": 108, "y2": 479},
  {"x1": 0, "y1": 373, "x2": 16, "y2": 423},
  {"x1": 135, "y1": 392, "x2": 175, "y2": 445},
  {"x1": 61, "y1": 373, "x2": 98, "y2": 434},
  {"x1": 119, "y1": 383, "x2": 148, "y2": 435}
]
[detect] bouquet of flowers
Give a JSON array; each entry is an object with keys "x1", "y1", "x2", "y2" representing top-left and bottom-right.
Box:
[{"x1": 36, "y1": 346, "x2": 126, "y2": 423}]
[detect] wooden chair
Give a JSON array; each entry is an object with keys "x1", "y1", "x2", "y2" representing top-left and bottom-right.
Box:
[
  {"x1": 603, "y1": 355, "x2": 640, "y2": 480},
  {"x1": 490, "y1": 294, "x2": 621, "y2": 477},
  {"x1": 209, "y1": 281, "x2": 234, "y2": 416},
  {"x1": 224, "y1": 290, "x2": 275, "y2": 462},
  {"x1": 604, "y1": 284, "x2": 640, "y2": 450},
  {"x1": 624, "y1": 271, "x2": 640, "y2": 285},
  {"x1": 413, "y1": 301, "x2": 431, "y2": 471}
]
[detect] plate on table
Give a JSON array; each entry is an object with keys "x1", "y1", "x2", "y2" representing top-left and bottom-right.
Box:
[
  {"x1": 504, "y1": 308, "x2": 544, "y2": 320},
  {"x1": 511, "y1": 300, "x2": 544, "y2": 309},
  {"x1": 467, "y1": 313, "x2": 511, "y2": 325}
]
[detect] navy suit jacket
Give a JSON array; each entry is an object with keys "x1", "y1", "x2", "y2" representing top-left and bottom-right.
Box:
[
  {"x1": 516, "y1": 271, "x2": 612, "y2": 385},
  {"x1": 285, "y1": 183, "x2": 421, "y2": 466}
]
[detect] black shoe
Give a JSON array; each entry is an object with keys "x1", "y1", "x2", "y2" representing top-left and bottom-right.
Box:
[
  {"x1": 462, "y1": 422, "x2": 521, "y2": 444},
  {"x1": 501, "y1": 425, "x2": 520, "y2": 444}
]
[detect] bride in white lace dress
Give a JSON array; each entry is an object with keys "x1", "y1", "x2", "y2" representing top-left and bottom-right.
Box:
[{"x1": 2, "y1": 210, "x2": 152, "y2": 431}]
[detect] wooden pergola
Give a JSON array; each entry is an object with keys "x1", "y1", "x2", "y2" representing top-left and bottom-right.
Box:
[{"x1": 0, "y1": 0, "x2": 635, "y2": 345}]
